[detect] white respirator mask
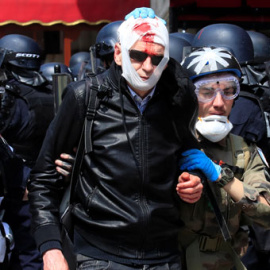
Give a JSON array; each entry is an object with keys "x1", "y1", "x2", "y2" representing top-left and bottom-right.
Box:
[
  {"x1": 117, "y1": 17, "x2": 169, "y2": 91},
  {"x1": 195, "y1": 115, "x2": 233, "y2": 142}
]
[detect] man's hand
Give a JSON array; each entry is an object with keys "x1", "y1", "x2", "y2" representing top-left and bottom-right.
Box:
[
  {"x1": 55, "y1": 153, "x2": 75, "y2": 178},
  {"x1": 43, "y1": 249, "x2": 69, "y2": 270},
  {"x1": 176, "y1": 172, "x2": 203, "y2": 203}
]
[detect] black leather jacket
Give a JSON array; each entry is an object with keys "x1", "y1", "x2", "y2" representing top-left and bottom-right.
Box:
[{"x1": 28, "y1": 59, "x2": 199, "y2": 263}]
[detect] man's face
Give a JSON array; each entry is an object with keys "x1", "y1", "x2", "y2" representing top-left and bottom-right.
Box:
[
  {"x1": 114, "y1": 40, "x2": 165, "y2": 96},
  {"x1": 196, "y1": 73, "x2": 239, "y2": 118},
  {"x1": 129, "y1": 40, "x2": 164, "y2": 80}
]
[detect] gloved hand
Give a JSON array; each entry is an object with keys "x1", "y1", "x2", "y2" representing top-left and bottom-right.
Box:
[
  {"x1": 179, "y1": 149, "x2": 221, "y2": 182},
  {"x1": 125, "y1": 7, "x2": 166, "y2": 25},
  {"x1": 125, "y1": 7, "x2": 155, "y2": 20}
]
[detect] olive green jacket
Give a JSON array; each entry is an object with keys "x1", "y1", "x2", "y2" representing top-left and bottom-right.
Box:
[{"x1": 179, "y1": 133, "x2": 270, "y2": 270}]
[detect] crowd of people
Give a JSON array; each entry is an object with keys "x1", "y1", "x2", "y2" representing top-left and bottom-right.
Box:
[{"x1": 0, "y1": 6, "x2": 270, "y2": 270}]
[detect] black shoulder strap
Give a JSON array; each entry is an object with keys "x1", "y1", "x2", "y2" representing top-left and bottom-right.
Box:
[
  {"x1": 203, "y1": 178, "x2": 232, "y2": 242},
  {"x1": 84, "y1": 76, "x2": 101, "y2": 154},
  {"x1": 69, "y1": 74, "x2": 106, "y2": 203}
]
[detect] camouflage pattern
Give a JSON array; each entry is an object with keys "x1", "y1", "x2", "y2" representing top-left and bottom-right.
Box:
[{"x1": 179, "y1": 133, "x2": 270, "y2": 270}]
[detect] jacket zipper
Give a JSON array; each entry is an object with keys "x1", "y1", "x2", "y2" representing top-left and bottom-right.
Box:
[{"x1": 137, "y1": 114, "x2": 149, "y2": 258}]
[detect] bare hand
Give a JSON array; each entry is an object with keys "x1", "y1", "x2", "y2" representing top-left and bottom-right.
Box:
[
  {"x1": 55, "y1": 153, "x2": 75, "y2": 177},
  {"x1": 43, "y1": 249, "x2": 69, "y2": 270},
  {"x1": 176, "y1": 172, "x2": 203, "y2": 203}
]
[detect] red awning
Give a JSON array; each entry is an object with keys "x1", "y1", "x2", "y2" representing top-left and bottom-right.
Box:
[{"x1": 0, "y1": 0, "x2": 150, "y2": 26}]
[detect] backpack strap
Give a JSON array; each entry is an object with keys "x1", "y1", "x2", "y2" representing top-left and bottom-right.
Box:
[
  {"x1": 70, "y1": 73, "x2": 108, "y2": 202},
  {"x1": 60, "y1": 80, "x2": 98, "y2": 211},
  {"x1": 59, "y1": 73, "x2": 107, "y2": 211},
  {"x1": 60, "y1": 74, "x2": 111, "y2": 269},
  {"x1": 84, "y1": 76, "x2": 100, "y2": 154}
]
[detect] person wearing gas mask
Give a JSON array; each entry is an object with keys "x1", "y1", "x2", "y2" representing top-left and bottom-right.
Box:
[
  {"x1": 28, "y1": 10, "x2": 205, "y2": 270},
  {"x1": 175, "y1": 47, "x2": 270, "y2": 270}
]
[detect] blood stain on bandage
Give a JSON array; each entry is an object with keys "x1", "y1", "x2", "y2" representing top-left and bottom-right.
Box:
[{"x1": 133, "y1": 22, "x2": 155, "y2": 43}]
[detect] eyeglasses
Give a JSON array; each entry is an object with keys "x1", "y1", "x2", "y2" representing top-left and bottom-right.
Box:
[
  {"x1": 129, "y1": 50, "x2": 163, "y2": 66},
  {"x1": 194, "y1": 75, "x2": 240, "y2": 103}
]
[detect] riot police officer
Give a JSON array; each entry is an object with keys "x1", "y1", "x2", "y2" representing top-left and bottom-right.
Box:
[
  {"x1": 0, "y1": 34, "x2": 55, "y2": 269},
  {"x1": 75, "y1": 20, "x2": 123, "y2": 80},
  {"x1": 69, "y1": 52, "x2": 90, "y2": 81},
  {"x1": 40, "y1": 62, "x2": 73, "y2": 85}
]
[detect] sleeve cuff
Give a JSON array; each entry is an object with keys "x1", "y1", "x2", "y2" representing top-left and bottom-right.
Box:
[{"x1": 39, "y1": 240, "x2": 62, "y2": 255}]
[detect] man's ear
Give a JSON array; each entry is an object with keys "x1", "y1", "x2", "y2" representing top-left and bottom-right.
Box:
[{"x1": 114, "y1": 43, "x2": 122, "y2": 66}]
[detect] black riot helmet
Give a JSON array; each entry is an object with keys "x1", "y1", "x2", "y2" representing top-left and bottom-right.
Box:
[
  {"x1": 192, "y1": 24, "x2": 254, "y2": 65},
  {"x1": 170, "y1": 32, "x2": 195, "y2": 44},
  {"x1": 95, "y1": 20, "x2": 123, "y2": 61},
  {"x1": 69, "y1": 51, "x2": 90, "y2": 70},
  {"x1": 69, "y1": 51, "x2": 90, "y2": 78},
  {"x1": 169, "y1": 34, "x2": 191, "y2": 63},
  {"x1": 247, "y1": 31, "x2": 270, "y2": 64},
  {"x1": 0, "y1": 34, "x2": 43, "y2": 70},
  {"x1": 181, "y1": 47, "x2": 242, "y2": 80},
  {"x1": 39, "y1": 62, "x2": 73, "y2": 83}
]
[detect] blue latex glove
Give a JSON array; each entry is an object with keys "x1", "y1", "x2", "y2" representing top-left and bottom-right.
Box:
[
  {"x1": 179, "y1": 149, "x2": 221, "y2": 182},
  {"x1": 125, "y1": 7, "x2": 166, "y2": 25}
]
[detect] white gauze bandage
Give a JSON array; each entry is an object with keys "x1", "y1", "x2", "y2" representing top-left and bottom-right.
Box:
[{"x1": 118, "y1": 17, "x2": 169, "y2": 91}]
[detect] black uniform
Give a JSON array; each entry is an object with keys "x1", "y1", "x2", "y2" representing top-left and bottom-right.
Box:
[{"x1": 0, "y1": 78, "x2": 54, "y2": 270}]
